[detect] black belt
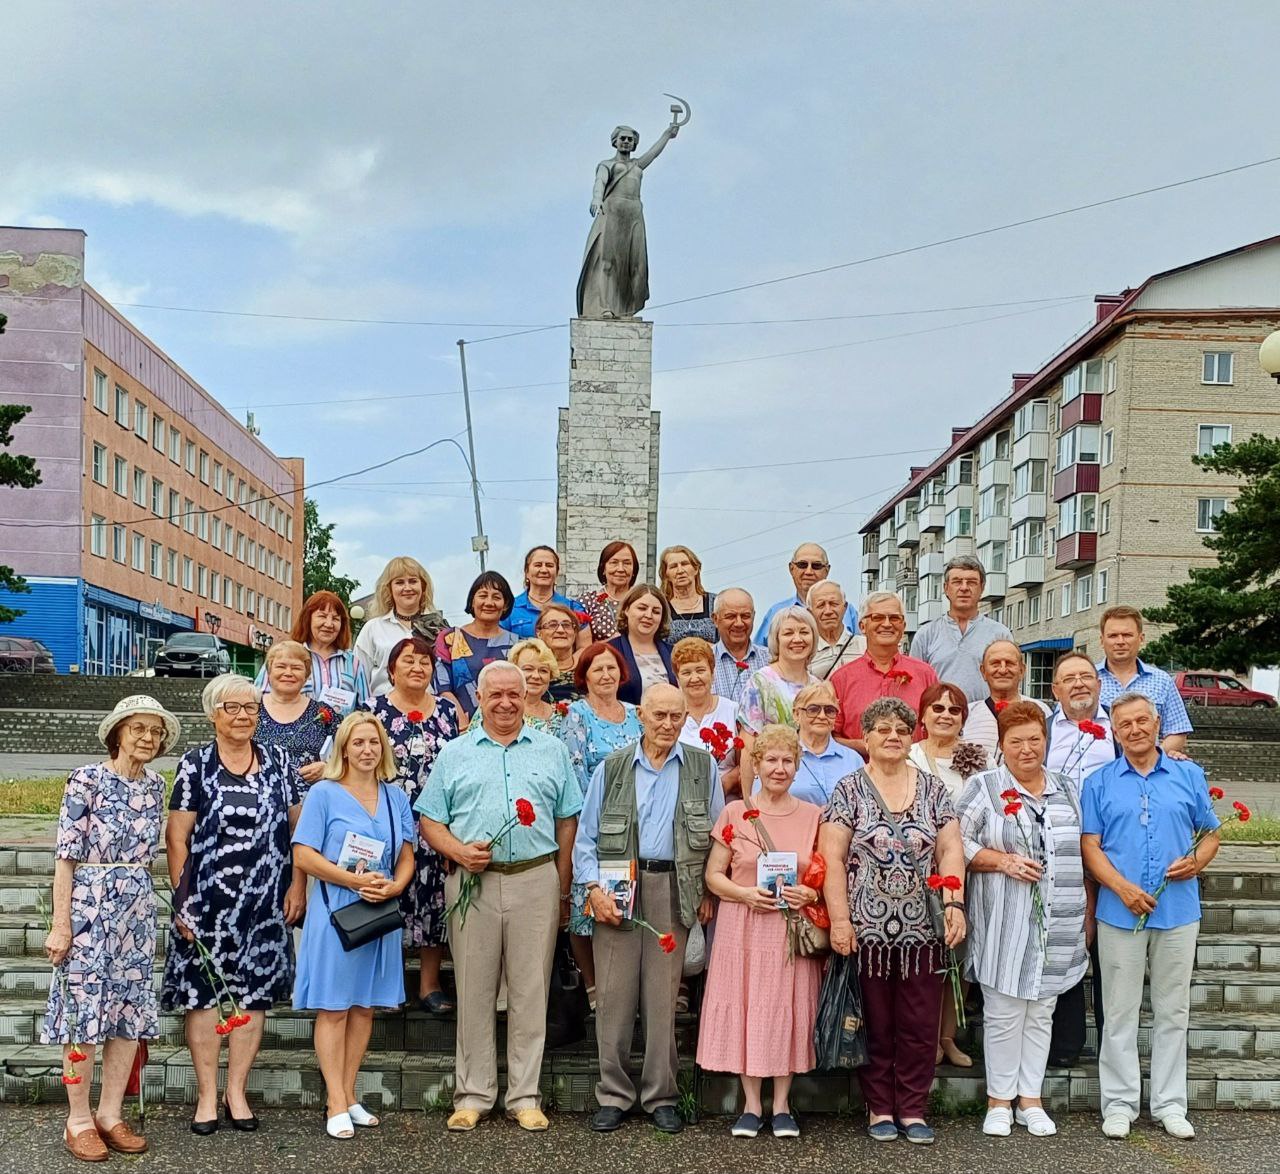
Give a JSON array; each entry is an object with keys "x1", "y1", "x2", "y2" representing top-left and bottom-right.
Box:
[{"x1": 638, "y1": 858, "x2": 675, "y2": 873}]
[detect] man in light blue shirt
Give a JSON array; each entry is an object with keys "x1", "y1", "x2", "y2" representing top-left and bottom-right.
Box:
[
  {"x1": 420, "y1": 661, "x2": 581, "y2": 1134},
  {"x1": 575, "y1": 683, "x2": 722, "y2": 1135},
  {"x1": 710, "y1": 588, "x2": 769, "y2": 704},
  {"x1": 754, "y1": 543, "x2": 857, "y2": 644},
  {"x1": 1096, "y1": 605, "x2": 1192, "y2": 756},
  {"x1": 1082, "y1": 692, "x2": 1220, "y2": 1143}
]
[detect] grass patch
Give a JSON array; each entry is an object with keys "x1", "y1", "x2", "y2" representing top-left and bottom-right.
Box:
[
  {"x1": 1220, "y1": 815, "x2": 1280, "y2": 842},
  {"x1": 0, "y1": 771, "x2": 176, "y2": 815}
]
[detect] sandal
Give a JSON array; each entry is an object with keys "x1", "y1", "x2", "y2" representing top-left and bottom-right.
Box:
[
  {"x1": 940, "y1": 1038, "x2": 973, "y2": 1067},
  {"x1": 326, "y1": 1111, "x2": 354, "y2": 1140},
  {"x1": 348, "y1": 1103, "x2": 380, "y2": 1128},
  {"x1": 419, "y1": 990, "x2": 455, "y2": 1016}
]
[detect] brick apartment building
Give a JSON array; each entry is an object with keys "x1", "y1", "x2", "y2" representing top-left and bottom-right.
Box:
[
  {"x1": 860, "y1": 236, "x2": 1280, "y2": 699},
  {"x1": 0, "y1": 226, "x2": 304, "y2": 674}
]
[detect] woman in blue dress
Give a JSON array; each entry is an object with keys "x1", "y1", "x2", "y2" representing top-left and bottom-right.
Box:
[{"x1": 293, "y1": 712, "x2": 415, "y2": 1140}]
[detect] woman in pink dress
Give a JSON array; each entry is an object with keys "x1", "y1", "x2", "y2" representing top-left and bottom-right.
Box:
[{"x1": 696, "y1": 724, "x2": 825, "y2": 1140}]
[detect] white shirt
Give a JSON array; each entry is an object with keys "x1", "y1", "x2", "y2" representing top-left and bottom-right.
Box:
[
  {"x1": 353, "y1": 613, "x2": 418, "y2": 696},
  {"x1": 962, "y1": 695, "x2": 1051, "y2": 759},
  {"x1": 809, "y1": 628, "x2": 867, "y2": 681},
  {"x1": 908, "y1": 742, "x2": 967, "y2": 802},
  {"x1": 679, "y1": 697, "x2": 740, "y2": 750},
  {"x1": 1045, "y1": 705, "x2": 1117, "y2": 788}
]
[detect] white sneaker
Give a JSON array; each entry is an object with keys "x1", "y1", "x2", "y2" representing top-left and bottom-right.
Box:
[
  {"x1": 1158, "y1": 1114, "x2": 1195, "y2": 1140},
  {"x1": 1015, "y1": 1106, "x2": 1057, "y2": 1136},
  {"x1": 982, "y1": 1107, "x2": 1012, "y2": 1136},
  {"x1": 1102, "y1": 1114, "x2": 1131, "y2": 1139}
]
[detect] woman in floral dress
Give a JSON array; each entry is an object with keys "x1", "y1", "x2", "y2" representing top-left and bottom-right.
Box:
[
  {"x1": 256, "y1": 640, "x2": 339, "y2": 794},
  {"x1": 739, "y1": 606, "x2": 819, "y2": 787},
  {"x1": 43, "y1": 695, "x2": 181, "y2": 1161},
  {"x1": 510, "y1": 637, "x2": 569, "y2": 737},
  {"x1": 370, "y1": 635, "x2": 460, "y2": 1015}
]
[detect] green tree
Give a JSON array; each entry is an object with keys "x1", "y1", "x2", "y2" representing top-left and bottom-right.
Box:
[
  {"x1": 0, "y1": 311, "x2": 44, "y2": 623},
  {"x1": 1144, "y1": 434, "x2": 1280, "y2": 672},
  {"x1": 302, "y1": 497, "x2": 359, "y2": 603}
]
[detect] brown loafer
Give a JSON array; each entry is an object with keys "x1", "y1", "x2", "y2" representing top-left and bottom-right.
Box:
[
  {"x1": 95, "y1": 1117, "x2": 148, "y2": 1154},
  {"x1": 64, "y1": 1126, "x2": 110, "y2": 1163}
]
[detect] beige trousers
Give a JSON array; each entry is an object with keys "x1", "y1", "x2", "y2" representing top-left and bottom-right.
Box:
[
  {"x1": 446, "y1": 860, "x2": 559, "y2": 1113},
  {"x1": 592, "y1": 870, "x2": 689, "y2": 1112}
]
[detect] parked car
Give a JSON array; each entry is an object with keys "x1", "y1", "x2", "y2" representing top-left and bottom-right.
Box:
[
  {"x1": 152, "y1": 632, "x2": 231, "y2": 678},
  {"x1": 0, "y1": 636, "x2": 56, "y2": 673},
  {"x1": 1175, "y1": 671, "x2": 1277, "y2": 709}
]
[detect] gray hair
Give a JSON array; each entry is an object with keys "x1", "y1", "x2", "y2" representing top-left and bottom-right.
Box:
[
  {"x1": 767, "y1": 605, "x2": 818, "y2": 661},
  {"x1": 806, "y1": 579, "x2": 845, "y2": 607},
  {"x1": 713, "y1": 587, "x2": 754, "y2": 617},
  {"x1": 201, "y1": 672, "x2": 261, "y2": 719},
  {"x1": 477, "y1": 660, "x2": 525, "y2": 693},
  {"x1": 859, "y1": 590, "x2": 903, "y2": 617},
  {"x1": 944, "y1": 555, "x2": 986, "y2": 586},
  {"x1": 791, "y1": 542, "x2": 830, "y2": 562},
  {"x1": 1110, "y1": 691, "x2": 1159, "y2": 721},
  {"x1": 860, "y1": 696, "x2": 918, "y2": 736}
]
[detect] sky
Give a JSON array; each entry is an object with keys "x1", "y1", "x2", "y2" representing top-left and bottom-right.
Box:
[{"x1": 4, "y1": 0, "x2": 1280, "y2": 617}]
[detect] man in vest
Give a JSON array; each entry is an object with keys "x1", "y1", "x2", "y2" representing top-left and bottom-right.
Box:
[{"x1": 574, "y1": 682, "x2": 724, "y2": 1133}]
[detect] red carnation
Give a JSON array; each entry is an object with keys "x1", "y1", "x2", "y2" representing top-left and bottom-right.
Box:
[
  {"x1": 734, "y1": 660, "x2": 749, "y2": 671},
  {"x1": 214, "y1": 1019, "x2": 233, "y2": 1036},
  {"x1": 574, "y1": 611, "x2": 591, "y2": 625},
  {"x1": 942, "y1": 875, "x2": 962, "y2": 892},
  {"x1": 596, "y1": 592, "x2": 609, "y2": 603},
  {"x1": 926, "y1": 874, "x2": 944, "y2": 891},
  {"x1": 1004, "y1": 801, "x2": 1023, "y2": 817},
  {"x1": 554, "y1": 700, "x2": 570, "y2": 716},
  {"x1": 713, "y1": 722, "x2": 731, "y2": 737},
  {"x1": 1209, "y1": 786, "x2": 1224, "y2": 800},
  {"x1": 722, "y1": 825, "x2": 735, "y2": 846},
  {"x1": 62, "y1": 1074, "x2": 82, "y2": 1085},
  {"x1": 317, "y1": 706, "x2": 335, "y2": 725},
  {"x1": 1234, "y1": 801, "x2": 1252, "y2": 823},
  {"x1": 994, "y1": 700, "x2": 1009, "y2": 713},
  {"x1": 1079, "y1": 719, "x2": 1106, "y2": 739},
  {"x1": 742, "y1": 808, "x2": 761, "y2": 821},
  {"x1": 406, "y1": 710, "x2": 425, "y2": 723},
  {"x1": 515, "y1": 798, "x2": 536, "y2": 827},
  {"x1": 699, "y1": 728, "x2": 714, "y2": 743},
  {"x1": 895, "y1": 671, "x2": 913, "y2": 687},
  {"x1": 658, "y1": 933, "x2": 677, "y2": 955},
  {"x1": 999, "y1": 788, "x2": 1020, "y2": 801},
  {"x1": 733, "y1": 736, "x2": 745, "y2": 751},
  {"x1": 67, "y1": 1048, "x2": 87, "y2": 1064},
  {"x1": 229, "y1": 1012, "x2": 251, "y2": 1028}
]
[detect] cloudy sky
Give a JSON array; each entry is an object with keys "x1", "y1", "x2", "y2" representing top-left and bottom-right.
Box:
[{"x1": 5, "y1": 1, "x2": 1279, "y2": 616}]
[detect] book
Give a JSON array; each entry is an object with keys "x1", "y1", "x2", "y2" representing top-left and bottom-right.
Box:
[
  {"x1": 337, "y1": 830, "x2": 386, "y2": 874},
  {"x1": 597, "y1": 858, "x2": 637, "y2": 920},
  {"x1": 757, "y1": 851, "x2": 798, "y2": 909}
]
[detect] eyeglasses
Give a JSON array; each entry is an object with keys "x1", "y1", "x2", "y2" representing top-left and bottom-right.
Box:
[
  {"x1": 863, "y1": 612, "x2": 905, "y2": 626},
  {"x1": 538, "y1": 621, "x2": 576, "y2": 632},
  {"x1": 791, "y1": 560, "x2": 828, "y2": 571},
  {"x1": 218, "y1": 702, "x2": 260, "y2": 716},
  {"x1": 124, "y1": 722, "x2": 166, "y2": 739},
  {"x1": 929, "y1": 704, "x2": 963, "y2": 716},
  {"x1": 1057, "y1": 673, "x2": 1098, "y2": 686},
  {"x1": 798, "y1": 704, "x2": 840, "y2": 717},
  {"x1": 870, "y1": 725, "x2": 913, "y2": 738}
]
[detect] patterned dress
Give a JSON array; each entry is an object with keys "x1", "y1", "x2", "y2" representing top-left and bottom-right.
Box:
[
  {"x1": 370, "y1": 695, "x2": 461, "y2": 948},
  {"x1": 738, "y1": 664, "x2": 818, "y2": 732},
  {"x1": 161, "y1": 742, "x2": 300, "y2": 1011},
  {"x1": 256, "y1": 697, "x2": 336, "y2": 793},
  {"x1": 42, "y1": 764, "x2": 165, "y2": 1043},
  {"x1": 579, "y1": 591, "x2": 621, "y2": 642},
  {"x1": 432, "y1": 626, "x2": 517, "y2": 719},
  {"x1": 668, "y1": 591, "x2": 717, "y2": 644}
]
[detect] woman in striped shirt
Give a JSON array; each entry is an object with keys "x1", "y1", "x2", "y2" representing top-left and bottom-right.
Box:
[
  {"x1": 956, "y1": 701, "x2": 1088, "y2": 1140},
  {"x1": 256, "y1": 591, "x2": 370, "y2": 715}
]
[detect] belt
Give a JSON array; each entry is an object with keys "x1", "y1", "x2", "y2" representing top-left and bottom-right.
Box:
[
  {"x1": 638, "y1": 858, "x2": 675, "y2": 873},
  {"x1": 487, "y1": 851, "x2": 556, "y2": 876}
]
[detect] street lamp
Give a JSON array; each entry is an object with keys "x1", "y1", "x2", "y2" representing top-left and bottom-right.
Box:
[
  {"x1": 350, "y1": 605, "x2": 365, "y2": 622},
  {"x1": 1260, "y1": 329, "x2": 1280, "y2": 385}
]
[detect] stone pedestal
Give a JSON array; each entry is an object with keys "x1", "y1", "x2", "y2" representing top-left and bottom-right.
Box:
[{"x1": 556, "y1": 317, "x2": 660, "y2": 592}]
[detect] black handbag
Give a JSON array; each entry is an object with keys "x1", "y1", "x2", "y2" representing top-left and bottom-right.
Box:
[{"x1": 319, "y1": 783, "x2": 405, "y2": 952}]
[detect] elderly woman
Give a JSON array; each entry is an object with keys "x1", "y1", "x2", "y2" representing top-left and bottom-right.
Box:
[
  {"x1": 369, "y1": 637, "x2": 460, "y2": 1015},
  {"x1": 673, "y1": 636, "x2": 741, "y2": 796},
  {"x1": 580, "y1": 540, "x2": 639, "y2": 641},
  {"x1": 739, "y1": 607, "x2": 819, "y2": 783},
  {"x1": 42, "y1": 695, "x2": 182, "y2": 1161},
  {"x1": 257, "y1": 640, "x2": 337, "y2": 793},
  {"x1": 660, "y1": 544, "x2": 717, "y2": 644},
  {"x1": 788, "y1": 681, "x2": 865, "y2": 807},
  {"x1": 293, "y1": 713, "x2": 416, "y2": 1139},
  {"x1": 255, "y1": 590, "x2": 370, "y2": 714},
  {"x1": 959, "y1": 701, "x2": 1087, "y2": 1139},
  {"x1": 559, "y1": 641, "x2": 643, "y2": 1001},
  {"x1": 507, "y1": 545, "x2": 590, "y2": 644},
  {"x1": 819, "y1": 697, "x2": 966, "y2": 1147},
  {"x1": 535, "y1": 602, "x2": 585, "y2": 702},
  {"x1": 162, "y1": 674, "x2": 305, "y2": 1135},
  {"x1": 433, "y1": 571, "x2": 517, "y2": 726},
  {"x1": 354, "y1": 556, "x2": 447, "y2": 695},
  {"x1": 697, "y1": 725, "x2": 825, "y2": 1139},
  {"x1": 608, "y1": 584, "x2": 676, "y2": 705},
  {"x1": 509, "y1": 637, "x2": 566, "y2": 735}
]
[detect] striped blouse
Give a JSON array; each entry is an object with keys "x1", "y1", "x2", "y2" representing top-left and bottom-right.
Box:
[{"x1": 956, "y1": 766, "x2": 1088, "y2": 1001}]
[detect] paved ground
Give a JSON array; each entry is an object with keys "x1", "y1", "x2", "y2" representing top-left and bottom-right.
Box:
[{"x1": 0, "y1": 1106, "x2": 1276, "y2": 1174}]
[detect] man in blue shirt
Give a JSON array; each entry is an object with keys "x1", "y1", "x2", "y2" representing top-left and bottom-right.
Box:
[
  {"x1": 575, "y1": 683, "x2": 723, "y2": 1134},
  {"x1": 1082, "y1": 691, "x2": 1220, "y2": 1143},
  {"x1": 1096, "y1": 606, "x2": 1193, "y2": 757},
  {"x1": 754, "y1": 543, "x2": 857, "y2": 645}
]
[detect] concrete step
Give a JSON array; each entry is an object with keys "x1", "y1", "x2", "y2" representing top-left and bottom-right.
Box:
[
  {"x1": 0, "y1": 709, "x2": 212, "y2": 756},
  {"x1": 1203, "y1": 898, "x2": 1280, "y2": 934}
]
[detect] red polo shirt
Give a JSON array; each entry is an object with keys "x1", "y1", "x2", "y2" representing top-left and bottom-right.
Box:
[{"x1": 831, "y1": 652, "x2": 939, "y2": 741}]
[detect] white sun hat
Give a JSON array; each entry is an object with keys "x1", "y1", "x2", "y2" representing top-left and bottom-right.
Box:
[{"x1": 97, "y1": 694, "x2": 183, "y2": 755}]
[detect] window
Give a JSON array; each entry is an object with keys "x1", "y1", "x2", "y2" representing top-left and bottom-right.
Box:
[
  {"x1": 1101, "y1": 429, "x2": 1114, "y2": 467},
  {"x1": 945, "y1": 454, "x2": 974, "y2": 487},
  {"x1": 131, "y1": 468, "x2": 145, "y2": 506},
  {"x1": 1011, "y1": 520, "x2": 1044, "y2": 560},
  {"x1": 184, "y1": 439, "x2": 196, "y2": 475},
  {"x1": 236, "y1": 531, "x2": 246, "y2": 562},
  {"x1": 150, "y1": 477, "x2": 163, "y2": 516},
  {"x1": 987, "y1": 540, "x2": 1007, "y2": 573},
  {"x1": 213, "y1": 462, "x2": 224, "y2": 493},
  {"x1": 1013, "y1": 459, "x2": 1047, "y2": 498},
  {"x1": 944, "y1": 507, "x2": 973, "y2": 540},
  {"x1": 1029, "y1": 592, "x2": 1041, "y2": 625},
  {"x1": 1097, "y1": 568, "x2": 1110, "y2": 604},
  {"x1": 234, "y1": 584, "x2": 243, "y2": 611},
  {"x1": 112, "y1": 525, "x2": 126, "y2": 564},
  {"x1": 1013, "y1": 399, "x2": 1049, "y2": 439},
  {"x1": 183, "y1": 498, "x2": 195, "y2": 534},
  {"x1": 286, "y1": 515, "x2": 293, "y2": 542},
  {"x1": 223, "y1": 578, "x2": 233, "y2": 606},
  {"x1": 992, "y1": 606, "x2": 1004, "y2": 625},
  {"x1": 1197, "y1": 497, "x2": 1227, "y2": 532},
  {"x1": 1059, "y1": 493, "x2": 1098, "y2": 537},
  {"x1": 168, "y1": 489, "x2": 180, "y2": 526},
  {"x1": 199, "y1": 450, "x2": 209, "y2": 483},
  {"x1": 1197, "y1": 424, "x2": 1231, "y2": 456},
  {"x1": 1013, "y1": 600, "x2": 1024, "y2": 630},
  {"x1": 1056, "y1": 424, "x2": 1101, "y2": 469},
  {"x1": 152, "y1": 415, "x2": 164, "y2": 452},
  {"x1": 246, "y1": 590, "x2": 256, "y2": 618},
  {"x1": 131, "y1": 532, "x2": 145, "y2": 571},
  {"x1": 114, "y1": 385, "x2": 129, "y2": 427},
  {"x1": 285, "y1": 562, "x2": 293, "y2": 588},
  {"x1": 112, "y1": 455, "x2": 128, "y2": 496},
  {"x1": 90, "y1": 443, "x2": 106, "y2": 484},
  {"x1": 226, "y1": 473, "x2": 236, "y2": 502},
  {"x1": 89, "y1": 515, "x2": 107, "y2": 557},
  {"x1": 1083, "y1": 358, "x2": 1103, "y2": 393},
  {"x1": 1060, "y1": 583, "x2": 1072, "y2": 618},
  {"x1": 134, "y1": 400, "x2": 148, "y2": 439},
  {"x1": 165, "y1": 549, "x2": 177, "y2": 586},
  {"x1": 1106, "y1": 357, "x2": 1118, "y2": 393},
  {"x1": 211, "y1": 516, "x2": 222, "y2": 546},
  {"x1": 978, "y1": 484, "x2": 1009, "y2": 522},
  {"x1": 1098, "y1": 499, "x2": 1111, "y2": 534},
  {"x1": 1076, "y1": 574, "x2": 1092, "y2": 611},
  {"x1": 198, "y1": 565, "x2": 207, "y2": 597},
  {"x1": 150, "y1": 541, "x2": 162, "y2": 579},
  {"x1": 197, "y1": 509, "x2": 208, "y2": 541},
  {"x1": 92, "y1": 369, "x2": 108, "y2": 412},
  {"x1": 168, "y1": 426, "x2": 180, "y2": 463},
  {"x1": 979, "y1": 429, "x2": 1012, "y2": 465},
  {"x1": 182, "y1": 557, "x2": 194, "y2": 591},
  {"x1": 1061, "y1": 365, "x2": 1081, "y2": 405},
  {"x1": 1202, "y1": 352, "x2": 1233, "y2": 385}
]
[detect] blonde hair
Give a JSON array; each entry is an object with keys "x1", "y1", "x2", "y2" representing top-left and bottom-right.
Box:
[
  {"x1": 659, "y1": 544, "x2": 706, "y2": 599},
  {"x1": 265, "y1": 639, "x2": 311, "y2": 671},
  {"x1": 766, "y1": 605, "x2": 818, "y2": 662},
  {"x1": 750, "y1": 723, "x2": 800, "y2": 765},
  {"x1": 793, "y1": 680, "x2": 838, "y2": 712},
  {"x1": 508, "y1": 637, "x2": 558, "y2": 675},
  {"x1": 369, "y1": 556, "x2": 435, "y2": 618},
  {"x1": 323, "y1": 712, "x2": 399, "y2": 781}
]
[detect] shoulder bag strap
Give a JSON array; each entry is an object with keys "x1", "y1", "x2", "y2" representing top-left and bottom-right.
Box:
[
  {"x1": 859, "y1": 769, "x2": 931, "y2": 890},
  {"x1": 819, "y1": 632, "x2": 856, "y2": 681},
  {"x1": 320, "y1": 783, "x2": 398, "y2": 914}
]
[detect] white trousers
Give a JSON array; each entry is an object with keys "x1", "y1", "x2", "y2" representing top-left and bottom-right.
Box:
[
  {"x1": 1097, "y1": 920, "x2": 1198, "y2": 1121},
  {"x1": 980, "y1": 984, "x2": 1058, "y2": 1101}
]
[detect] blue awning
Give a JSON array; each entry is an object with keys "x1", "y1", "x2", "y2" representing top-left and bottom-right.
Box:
[{"x1": 1020, "y1": 637, "x2": 1074, "y2": 652}]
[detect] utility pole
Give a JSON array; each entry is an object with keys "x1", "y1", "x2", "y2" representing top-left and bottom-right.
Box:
[{"x1": 456, "y1": 339, "x2": 488, "y2": 571}]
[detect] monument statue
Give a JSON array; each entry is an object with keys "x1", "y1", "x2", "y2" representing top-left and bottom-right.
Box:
[{"x1": 576, "y1": 95, "x2": 690, "y2": 320}]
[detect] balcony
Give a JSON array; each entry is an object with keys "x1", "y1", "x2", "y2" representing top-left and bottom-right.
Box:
[
  {"x1": 1011, "y1": 492, "x2": 1047, "y2": 525},
  {"x1": 879, "y1": 576, "x2": 898, "y2": 595},
  {"x1": 904, "y1": 608, "x2": 918, "y2": 632},
  {"x1": 944, "y1": 482, "x2": 974, "y2": 510},
  {"x1": 981, "y1": 572, "x2": 1007, "y2": 601},
  {"x1": 1008, "y1": 555, "x2": 1045, "y2": 587},
  {"x1": 896, "y1": 519, "x2": 919, "y2": 548},
  {"x1": 919, "y1": 502, "x2": 945, "y2": 532},
  {"x1": 943, "y1": 534, "x2": 975, "y2": 560},
  {"x1": 1011, "y1": 431, "x2": 1049, "y2": 466},
  {"x1": 918, "y1": 597, "x2": 947, "y2": 624},
  {"x1": 878, "y1": 538, "x2": 895, "y2": 561},
  {"x1": 1055, "y1": 531, "x2": 1098, "y2": 569},
  {"x1": 1059, "y1": 393, "x2": 1103, "y2": 430},
  {"x1": 1052, "y1": 462, "x2": 1100, "y2": 503},
  {"x1": 919, "y1": 551, "x2": 945, "y2": 578},
  {"x1": 860, "y1": 548, "x2": 879, "y2": 575},
  {"x1": 975, "y1": 514, "x2": 1009, "y2": 547},
  {"x1": 977, "y1": 459, "x2": 1011, "y2": 490}
]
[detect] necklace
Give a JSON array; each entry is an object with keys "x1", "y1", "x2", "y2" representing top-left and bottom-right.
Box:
[{"x1": 219, "y1": 742, "x2": 255, "y2": 777}]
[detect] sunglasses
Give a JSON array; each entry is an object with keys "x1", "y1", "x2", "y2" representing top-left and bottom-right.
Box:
[
  {"x1": 929, "y1": 704, "x2": 963, "y2": 716},
  {"x1": 792, "y1": 560, "x2": 828, "y2": 571},
  {"x1": 798, "y1": 704, "x2": 840, "y2": 717}
]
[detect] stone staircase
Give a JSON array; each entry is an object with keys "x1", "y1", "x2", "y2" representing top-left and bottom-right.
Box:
[{"x1": 1, "y1": 841, "x2": 1278, "y2": 1115}]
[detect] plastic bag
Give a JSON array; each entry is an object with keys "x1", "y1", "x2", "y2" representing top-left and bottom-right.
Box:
[
  {"x1": 682, "y1": 920, "x2": 706, "y2": 977},
  {"x1": 812, "y1": 952, "x2": 869, "y2": 1070}
]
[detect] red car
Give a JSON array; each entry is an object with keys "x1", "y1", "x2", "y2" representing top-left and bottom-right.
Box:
[{"x1": 1175, "y1": 671, "x2": 1277, "y2": 708}]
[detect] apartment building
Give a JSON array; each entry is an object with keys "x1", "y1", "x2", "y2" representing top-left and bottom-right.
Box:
[
  {"x1": 0, "y1": 226, "x2": 304, "y2": 674},
  {"x1": 861, "y1": 236, "x2": 1280, "y2": 699}
]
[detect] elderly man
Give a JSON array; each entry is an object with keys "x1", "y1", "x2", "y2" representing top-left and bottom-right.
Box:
[
  {"x1": 909, "y1": 556, "x2": 1013, "y2": 702},
  {"x1": 575, "y1": 683, "x2": 722, "y2": 1134},
  {"x1": 1096, "y1": 606, "x2": 1192, "y2": 757},
  {"x1": 1082, "y1": 692, "x2": 1220, "y2": 1141},
  {"x1": 807, "y1": 580, "x2": 866, "y2": 680},
  {"x1": 830, "y1": 592, "x2": 937, "y2": 757},
  {"x1": 419, "y1": 661, "x2": 582, "y2": 1133},
  {"x1": 711, "y1": 588, "x2": 769, "y2": 704},
  {"x1": 755, "y1": 542, "x2": 857, "y2": 645},
  {"x1": 962, "y1": 639, "x2": 1049, "y2": 757}
]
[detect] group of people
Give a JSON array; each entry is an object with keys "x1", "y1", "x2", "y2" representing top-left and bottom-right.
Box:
[{"x1": 41, "y1": 541, "x2": 1216, "y2": 1156}]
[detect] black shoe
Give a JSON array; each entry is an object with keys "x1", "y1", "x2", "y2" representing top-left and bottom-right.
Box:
[
  {"x1": 419, "y1": 990, "x2": 456, "y2": 1017},
  {"x1": 1047, "y1": 1054, "x2": 1079, "y2": 1069},
  {"x1": 591, "y1": 1106, "x2": 626, "y2": 1132},
  {"x1": 224, "y1": 1101, "x2": 260, "y2": 1132},
  {"x1": 651, "y1": 1106, "x2": 683, "y2": 1134},
  {"x1": 190, "y1": 1116, "x2": 219, "y2": 1136}
]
